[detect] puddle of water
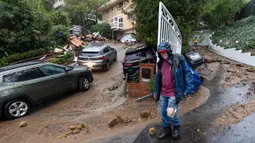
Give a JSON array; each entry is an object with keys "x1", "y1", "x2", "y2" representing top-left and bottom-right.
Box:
[{"x1": 213, "y1": 113, "x2": 255, "y2": 143}]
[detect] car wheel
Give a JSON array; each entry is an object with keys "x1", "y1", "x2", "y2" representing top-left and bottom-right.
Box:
[
  {"x1": 104, "y1": 61, "x2": 110, "y2": 71},
  {"x1": 4, "y1": 99, "x2": 31, "y2": 119},
  {"x1": 79, "y1": 76, "x2": 91, "y2": 91},
  {"x1": 114, "y1": 54, "x2": 117, "y2": 62}
]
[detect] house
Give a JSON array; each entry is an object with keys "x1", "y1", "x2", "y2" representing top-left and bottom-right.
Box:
[{"x1": 100, "y1": 0, "x2": 135, "y2": 39}]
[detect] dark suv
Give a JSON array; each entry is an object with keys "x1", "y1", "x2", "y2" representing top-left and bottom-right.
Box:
[
  {"x1": 122, "y1": 45, "x2": 156, "y2": 82},
  {"x1": 0, "y1": 62, "x2": 93, "y2": 119}
]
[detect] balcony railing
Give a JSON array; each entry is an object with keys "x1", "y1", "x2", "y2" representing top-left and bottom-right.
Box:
[{"x1": 108, "y1": 16, "x2": 124, "y2": 30}]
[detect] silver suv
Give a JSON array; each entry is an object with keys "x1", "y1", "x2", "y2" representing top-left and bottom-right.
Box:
[
  {"x1": 0, "y1": 62, "x2": 93, "y2": 119},
  {"x1": 78, "y1": 44, "x2": 117, "y2": 70}
]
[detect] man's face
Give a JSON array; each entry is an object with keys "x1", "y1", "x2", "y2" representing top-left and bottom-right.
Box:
[{"x1": 160, "y1": 52, "x2": 168, "y2": 59}]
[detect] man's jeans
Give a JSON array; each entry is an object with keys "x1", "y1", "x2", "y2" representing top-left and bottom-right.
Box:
[{"x1": 159, "y1": 95, "x2": 180, "y2": 127}]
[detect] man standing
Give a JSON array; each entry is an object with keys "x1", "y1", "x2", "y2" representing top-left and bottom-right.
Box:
[{"x1": 154, "y1": 42, "x2": 194, "y2": 140}]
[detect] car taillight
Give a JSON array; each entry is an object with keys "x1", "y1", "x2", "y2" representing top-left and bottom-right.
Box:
[
  {"x1": 99, "y1": 56, "x2": 104, "y2": 60},
  {"x1": 124, "y1": 63, "x2": 132, "y2": 67},
  {"x1": 122, "y1": 55, "x2": 126, "y2": 64}
]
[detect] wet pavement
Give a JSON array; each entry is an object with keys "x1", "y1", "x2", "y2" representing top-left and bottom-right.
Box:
[{"x1": 134, "y1": 66, "x2": 255, "y2": 143}]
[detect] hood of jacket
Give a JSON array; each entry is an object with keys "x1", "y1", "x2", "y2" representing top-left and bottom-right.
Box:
[{"x1": 157, "y1": 42, "x2": 173, "y2": 61}]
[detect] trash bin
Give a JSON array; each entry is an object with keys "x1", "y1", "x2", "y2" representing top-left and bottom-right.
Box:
[{"x1": 185, "y1": 50, "x2": 204, "y2": 68}]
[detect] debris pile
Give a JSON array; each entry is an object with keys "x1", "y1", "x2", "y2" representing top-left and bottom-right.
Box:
[
  {"x1": 19, "y1": 121, "x2": 28, "y2": 128},
  {"x1": 108, "y1": 116, "x2": 124, "y2": 128},
  {"x1": 246, "y1": 67, "x2": 255, "y2": 73},
  {"x1": 203, "y1": 55, "x2": 221, "y2": 63},
  {"x1": 108, "y1": 77, "x2": 123, "y2": 91},
  {"x1": 107, "y1": 108, "x2": 158, "y2": 128},
  {"x1": 149, "y1": 127, "x2": 156, "y2": 135},
  {"x1": 56, "y1": 123, "x2": 89, "y2": 139},
  {"x1": 215, "y1": 100, "x2": 255, "y2": 126}
]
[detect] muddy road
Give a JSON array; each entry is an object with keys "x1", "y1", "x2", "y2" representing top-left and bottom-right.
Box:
[
  {"x1": 0, "y1": 45, "x2": 210, "y2": 143},
  {"x1": 0, "y1": 43, "x2": 128, "y2": 143}
]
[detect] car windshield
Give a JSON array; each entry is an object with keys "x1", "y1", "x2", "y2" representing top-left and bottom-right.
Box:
[
  {"x1": 126, "y1": 48, "x2": 155, "y2": 62},
  {"x1": 126, "y1": 51, "x2": 146, "y2": 62}
]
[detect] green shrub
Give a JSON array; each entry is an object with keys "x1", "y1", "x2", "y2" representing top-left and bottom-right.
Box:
[
  {"x1": 50, "y1": 11, "x2": 70, "y2": 27},
  {"x1": 212, "y1": 16, "x2": 255, "y2": 51},
  {"x1": 49, "y1": 25, "x2": 69, "y2": 45},
  {"x1": 49, "y1": 52, "x2": 73, "y2": 64},
  {"x1": 206, "y1": 0, "x2": 247, "y2": 29},
  {"x1": 0, "y1": 48, "x2": 48, "y2": 66},
  {"x1": 90, "y1": 23, "x2": 112, "y2": 39},
  {"x1": 148, "y1": 76, "x2": 155, "y2": 93}
]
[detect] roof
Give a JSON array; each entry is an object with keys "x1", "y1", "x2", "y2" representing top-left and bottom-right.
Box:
[
  {"x1": 83, "y1": 44, "x2": 107, "y2": 52},
  {"x1": 0, "y1": 62, "x2": 42, "y2": 73},
  {"x1": 100, "y1": 0, "x2": 125, "y2": 11}
]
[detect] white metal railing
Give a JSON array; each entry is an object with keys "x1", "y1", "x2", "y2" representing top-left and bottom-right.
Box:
[{"x1": 157, "y1": 2, "x2": 182, "y2": 54}]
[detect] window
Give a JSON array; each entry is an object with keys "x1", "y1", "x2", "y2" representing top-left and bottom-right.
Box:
[
  {"x1": 3, "y1": 74, "x2": 13, "y2": 83},
  {"x1": 12, "y1": 68, "x2": 45, "y2": 82},
  {"x1": 125, "y1": 49, "x2": 151, "y2": 62},
  {"x1": 39, "y1": 65, "x2": 66, "y2": 76},
  {"x1": 119, "y1": 1, "x2": 124, "y2": 9},
  {"x1": 126, "y1": 52, "x2": 143, "y2": 62},
  {"x1": 103, "y1": 48, "x2": 110, "y2": 53},
  {"x1": 108, "y1": 46, "x2": 113, "y2": 51},
  {"x1": 119, "y1": 18, "x2": 123, "y2": 22},
  {"x1": 82, "y1": 52, "x2": 99, "y2": 55}
]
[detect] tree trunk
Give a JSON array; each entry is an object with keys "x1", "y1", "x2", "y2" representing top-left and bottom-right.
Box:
[{"x1": 95, "y1": 10, "x2": 98, "y2": 24}]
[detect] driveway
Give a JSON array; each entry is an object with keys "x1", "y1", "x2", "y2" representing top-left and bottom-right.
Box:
[{"x1": 134, "y1": 49, "x2": 255, "y2": 143}]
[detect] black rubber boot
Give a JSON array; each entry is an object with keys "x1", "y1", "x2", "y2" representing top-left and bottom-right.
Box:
[
  {"x1": 158, "y1": 126, "x2": 172, "y2": 140},
  {"x1": 172, "y1": 125, "x2": 181, "y2": 140}
]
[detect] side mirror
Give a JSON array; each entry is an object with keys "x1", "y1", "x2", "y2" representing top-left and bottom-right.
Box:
[{"x1": 65, "y1": 67, "x2": 73, "y2": 73}]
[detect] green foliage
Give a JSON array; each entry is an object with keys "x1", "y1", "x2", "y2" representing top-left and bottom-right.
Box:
[
  {"x1": 206, "y1": 0, "x2": 248, "y2": 29},
  {"x1": 191, "y1": 31, "x2": 205, "y2": 44},
  {"x1": 50, "y1": 11, "x2": 70, "y2": 27},
  {"x1": 0, "y1": 0, "x2": 35, "y2": 53},
  {"x1": 25, "y1": 0, "x2": 53, "y2": 34},
  {"x1": 148, "y1": 76, "x2": 155, "y2": 93},
  {"x1": 49, "y1": 52, "x2": 73, "y2": 64},
  {"x1": 212, "y1": 16, "x2": 255, "y2": 51},
  {"x1": 133, "y1": 0, "x2": 206, "y2": 47},
  {"x1": 65, "y1": 0, "x2": 106, "y2": 28},
  {"x1": 49, "y1": 25, "x2": 69, "y2": 45},
  {"x1": 90, "y1": 23, "x2": 112, "y2": 39},
  {"x1": 238, "y1": 0, "x2": 255, "y2": 19},
  {"x1": 0, "y1": 0, "x2": 70, "y2": 56},
  {"x1": 0, "y1": 48, "x2": 48, "y2": 66},
  {"x1": 245, "y1": 0, "x2": 255, "y2": 16},
  {"x1": 42, "y1": 0, "x2": 55, "y2": 11}
]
